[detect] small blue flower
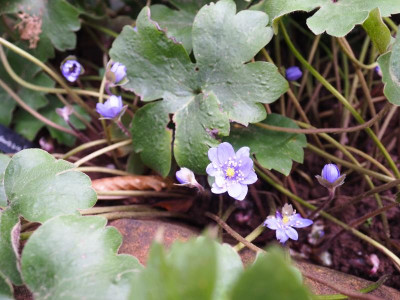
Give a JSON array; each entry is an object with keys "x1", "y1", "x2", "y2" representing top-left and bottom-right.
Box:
[
  {"x1": 206, "y1": 142, "x2": 257, "y2": 201},
  {"x1": 375, "y1": 65, "x2": 382, "y2": 77},
  {"x1": 321, "y1": 163, "x2": 340, "y2": 183},
  {"x1": 133, "y1": 26, "x2": 138, "y2": 32},
  {"x1": 264, "y1": 204, "x2": 313, "y2": 244},
  {"x1": 316, "y1": 163, "x2": 345, "y2": 191},
  {"x1": 109, "y1": 62, "x2": 127, "y2": 84},
  {"x1": 176, "y1": 167, "x2": 203, "y2": 191},
  {"x1": 285, "y1": 66, "x2": 302, "y2": 81},
  {"x1": 61, "y1": 59, "x2": 82, "y2": 82},
  {"x1": 96, "y1": 95, "x2": 123, "y2": 119}
]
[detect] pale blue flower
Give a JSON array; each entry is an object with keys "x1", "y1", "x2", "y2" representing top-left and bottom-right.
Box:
[
  {"x1": 110, "y1": 62, "x2": 127, "y2": 84},
  {"x1": 286, "y1": 66, "x2": 302, "y2": 81},
  {"x1": 96, "y1": 95, "x2": 123, "y2": 119},
  {"x1": 206, "y1": 142, "x2": 257, "y2": 201},
  {"x1": 61, "y1": 59, "x2": 82, "y2": 82},
  {"x1": 264, "y1": 204, "x2": 313, "y2": 244},
  {"x1": 176, "y1": 167, "x2": 203, "y2": 191},
  {"x1": 321, "y1": 163, "x2": 340, "y2": 183}
]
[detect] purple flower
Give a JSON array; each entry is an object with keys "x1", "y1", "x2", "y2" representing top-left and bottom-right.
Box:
[
  {"x1": 321, "y1": 163, "x2": 340, "y2": 183},
  {"x1": 61, "y1": 59, "x2": 82, "y2": 82},
  {"x1": 206, "y1": 142, "x2": 257, "y2": 201},
  {"x1": 96, "y1": 95, "x2": 123, "y2": 119},
  {"x1": 109, "y1": 62, "x2": 127, "y2": 84},
  {"x1": 285, "y1": 66, "x2": 302, "y2": 81},
  {"x1": 375, "y1": 65, "x2": 382, "y2": 77},
  {"x1": 264, "y1": 204, "x2": 313, "y2": 244},
  {"x1": 175, "y1": 167, "x2": 204, "y2": 191}
]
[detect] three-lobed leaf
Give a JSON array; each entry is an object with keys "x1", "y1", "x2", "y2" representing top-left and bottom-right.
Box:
[
  {"x1": 21, "y1": 215, "x2": 143, "y2": 300},
  {"x1": 5, "y1": 149, "x2": 97, "y2": 223},
  {"x1": 253, "y1": 0, "x2": 400, "y2": 37},
  {"x1": 110, "y1": 0, "x2": 287, "y2": 175},
  {"x1": 225, "y1": 114, "x2": 307, "y2": 176},
  {"x1": 150, "y1": 0, "x2": 250, "y2": 52}
]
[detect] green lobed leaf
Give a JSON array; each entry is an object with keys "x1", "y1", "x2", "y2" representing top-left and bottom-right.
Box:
[
  {"x1": 0, "y1": 0, "x2": 81, "y2": 51},
  {"x1": 253, "y1": 0, "x2": 400, "y2": 37},
  {"x1": 150, "y1": 0, "x2": 250, "y2": 52},
  {"x1": 224, "y1": 114, "x2": 307, "y2": 176},
  {"x1": 13, "y1": 110, "x2": 44, "y2": 141},
  {"x1": 21, "y1": 215, "x2": 143, "y2": 300},
  {"x1": 0, "y1": 154, "x2": 11, "y2": 207},
  {"x1": 0, "y1": 271, "x2": 13, "y2": 300},
  {"x1": 110, "y1": 0, "x2": 287, "y2": 175},
  {"x1": 230, "y1": 247, "x2": 310, "y2": 300},
  {"x1": 0, "y1": 209, "x2": 21, "y2": 285},
  {"x1": 130, "y1": 236, "x2": 243, "y2": 300},
  {"x1": 377, "y1": 33, "x2": 400, "y2": 106},
  {"x1": 4, "y1": 149, "x2": 97, "y2": 223},
  {"x1": 362, "y1": 8, "x2": 391, "y2": 54}
]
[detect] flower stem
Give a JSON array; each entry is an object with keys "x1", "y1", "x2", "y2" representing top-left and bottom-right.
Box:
[{"x1": 279, "y1": 21, "x2": 400, "y2": 179}]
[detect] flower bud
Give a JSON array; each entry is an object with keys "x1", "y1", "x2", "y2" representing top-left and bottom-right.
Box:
[
  {"x1": 106, "y1": 62, "x2": 127, "y2": 85},
  {"x1": 316, "y1": 163, "x2": 345, "y2": 191},
  {"x1": 175, "y1": 168, "x2": 203, "y2": 191},
  {"x1": 60, "y1": 57, "x2": 83, "y2": 82},
  {"x1": 375, "y1": 65, "x2": 382, "y2": 77},
  {"x1": 285, "y1": 66, "x2": 302, "y2": 81},
  {"x1": 322, "y1": 163, "x2": 340, "y2": 183}
]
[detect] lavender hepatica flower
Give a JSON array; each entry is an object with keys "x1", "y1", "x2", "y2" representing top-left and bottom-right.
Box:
[
  {"x1": 375, "y1": 65, "x2": 382, "y2": 77},
  {"x1": 96, "y1": 95, "x2": 124, "y2": 119},
  {"x1": 206, "y1": 142, "x2": 257, "y2": 201},
  {"x1": 106, "y1": 62, "x2": 127, "y2": 85},
  {"x1": 264, "y1": 204, "x2": 313, "y2": 244},
  {"x1": 61, "y1": 59, "x2": 83, "y2": 82},
  {"x1": 316, "y1": 163, "x2": 345, "y2": 190},
  {"x1": 176, "y1": 167, "x2": 204, "y2": 191},
  {"x1": 285, "y1": 66, "x2": 302, "y2": 81}
]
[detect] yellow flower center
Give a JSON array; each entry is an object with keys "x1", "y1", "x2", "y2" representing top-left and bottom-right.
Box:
[
  {"x1": 225, "y1": 167, "x2": 235, "y2": 178},
  {"x1": 282, "y1": 216, "x2": 290, "y2": 224}
]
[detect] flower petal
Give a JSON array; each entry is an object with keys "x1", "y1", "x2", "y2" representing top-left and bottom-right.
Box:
[
  {"x1": 241, "y1": 170, "x2": 257, "y2": 184},
  {"x1": 236, "y1": 146, "x2": 250, "y2": 158},
  {"x1": 211, "y1": 183, "x2": 227, "y2": 194},
  {"x1": 289, "y1": 214, "x2": 313, "y2": 228},
  {"x1": 234, "y1": 184, "x2": 248, "y2": 201},
  {"x1": 227, "y1": 182, "x2": 243, "y2": 199},
  {"x1": 208, "y1": 147, "x2": 218, "y2": 163},
  {"x1": 264, "y1": 217, "x2": 279, "y2": 230},
  {"x1": 217, "y1": 142, "x2": 235, "y2": 164},
  {"x1": 206, "y1": 163, "x2": 219, "y2": 176},
  {"x1": 214, "y1": 175, "x2": 226, "y2": 187},
  {"x1": 285, "y1": 227, "x2": 298, "y2": 241},
  {"x1": 239, "y1": 157, "x2": 253, "y2": 176},
  {"x1": 276, "y1": 229, "x2": 289, "y2": 244}
]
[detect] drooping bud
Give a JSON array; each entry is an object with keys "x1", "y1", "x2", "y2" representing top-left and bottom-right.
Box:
[
  {"x1": 285, "y1": 66, "x2": 302, "y2": 81},
  {"x1": 175, "y1": 167, "x2": 204, "y2": 192}
]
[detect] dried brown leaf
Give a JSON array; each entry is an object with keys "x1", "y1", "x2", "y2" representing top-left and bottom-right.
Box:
[{"x1": 92, "y1": 175, "x2": 169, "y2": 192}]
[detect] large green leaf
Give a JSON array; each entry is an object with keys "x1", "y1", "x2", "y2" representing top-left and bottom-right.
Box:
[
  {"x1": 253, "y1": 0, "x2": 400, "y2": 37},
  {"x1": 377, "y1": 32, "x2": 400, "y2": 106},
  {"x1": 110, "y1": 0, "x2": 287, "y2": 175},
  {"x1": 0, "y1": 209, "x2": 21, "y2": 285},
  {"x1": 130, "y1": 236, "x2": 243, "y2": 300},
  {"x1": 0, "y1": 0, "x2": 81, "y2": 51},
  {"x1": 225, "y1": 114, "x2": 307, "y2": 176},
  {"x1": 150, "y1": 0, "x2": 250, "y2": 52},
  {"x1": 0, "y1": 49, "x2": 54, "y2": 126},
  {"x1": 0, "y1": 271, "x2": 13, "y2": 300},
  {"x1": 230, "y1": 247, "x2": 310, "y2": 300},
  {"x1": 4, "y1": 149, "x2": 97, "y2": 223},
  {"x1": 13, "y1": 110, "x2": 44, "y2": 141},
  {"x1": 21, "y1": 215, "x2": 143, "y2": 300},
  {"x1": 0, "y1": 154, "x2": 11, "y2": 207}
]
